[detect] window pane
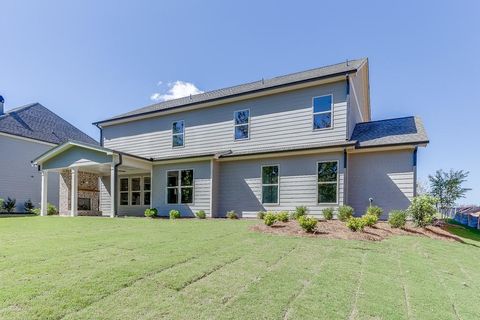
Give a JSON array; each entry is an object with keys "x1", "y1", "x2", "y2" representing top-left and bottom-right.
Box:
[
  {"x1": 144, "y1": 177, "x2": 151, "y2": 191},
  {"x1": 167, "y1": 171, "x2": 179, "y2": 187},
  {"x1": 262, "y1": 166, "x2": 279, "y2": 184},
  {"x1": 313, "y1": 95, "x2": 332, "y2": 113},
  {"x1": 234, "y1": 110, "x2": 249, "y2": 125},
  {"x1": 262, "y1": 186, "x2": 278, "y2": 204},
  {"x1": 181, "y1": 170, "x2": 193, "y2": 186},
  {"x1": 318, "y1": 162, "x2": 337, "y2": 182},
  {"x1": 131, "y1": 192, "x2": 141, "y2": 205},
  {"x1": 172, "y1": 120, "x2": 184, "y2": 134},
  {"x1": 173, "y1": 134, "x2": 184, "y2": 147},
  {"x1": 120, "y1": 178, "x2": 129, "y2": 192},
  {"x1": 313, "y1": 113, "x2": 332, "y2": 129},
  {"x1": 131, "y1": 178, "x2": 141, "y2": 191},
  {"x1": 120, "y1": 192, "x2": 128, "y2": 205},
  {"x1": 235, "y1": 125, "x2": 249, "y2": 140},
  {"x1": 318, "y1": 184, "x2": 337, "y2": 203},
  {"x1": 144, "y1": 192, "x2": 151, "y2": 205},
  {"x1": 167, "y1": 188, "x2": 178, "y2": 204},
  {"x1": 181, "y1": 187, "x2": 193, "y2": 204}
]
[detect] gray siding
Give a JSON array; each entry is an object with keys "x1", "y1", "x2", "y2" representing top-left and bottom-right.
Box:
[
  {"x1": 347, "y1": 149, "x2": 415, "y2": 218},
  {"x1": 217, "y1": 152, "x2": 345, "y2": 217},
  {"x1": 347, "y1": 62, "x2": 369, "y2": 138},
  {"x1": 103, "y1": 82, "x2": 348, "y2": 159},
  {"x1": 211, "y1": 160, "x2": 220, "y2": 217},
  {"x1": 152, "y1": 161, "x2": 211, "y2": 217},
  {"x1": 99, "y1": 176, "x2": 111, "y2": 215},
  {"x1": 0, "y1": 134, "x2": 59, "y2": 210},
  {"x1": 43, "y1": 146, "x2": 112, "y2": 170}
]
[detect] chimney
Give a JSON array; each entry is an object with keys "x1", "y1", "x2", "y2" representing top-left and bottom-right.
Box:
[{"x1": 0, "y1": 95, "x2": 4, "y2": 115}]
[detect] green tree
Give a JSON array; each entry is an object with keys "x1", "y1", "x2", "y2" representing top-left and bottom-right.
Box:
[{"x1": 428, "y1": 169, "x2": 470, "y2": 216}]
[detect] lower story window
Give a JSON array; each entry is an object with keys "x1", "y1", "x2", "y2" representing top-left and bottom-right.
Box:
[
  {"x1": 119, "y1": 177, "x2": 150, "y2": 206},
  {"x1": 167, "y1": 169, "x2": 194, "y2": 204},
  {"x1": 317, "y1": 161, "x2": 338, "y2": 204},
  {"x1": 262, "y1": 165, "x2": 279, "y2": 204}
]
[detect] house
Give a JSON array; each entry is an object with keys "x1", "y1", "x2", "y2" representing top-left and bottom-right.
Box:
[
  {"x1": 0, "y1": 98, "x2": 97, "y2": 212},
  {"x1": 32, "y1": 58, "x2": 429, "y2": 218}
]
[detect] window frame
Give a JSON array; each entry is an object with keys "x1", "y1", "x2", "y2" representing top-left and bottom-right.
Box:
[
  {"x1": 165, "y1": 169, "x2": 195, "y2": 205},
  {"x1": 233, "y1": 109, "x2": 250, "y2": 141},
  {"x1": 118, "y1": 176, "x2": 151, "y2": 207},
  {"x1": 261, "y1": 164, "x2": 280, "y2": 205},
  {"x1": 312, "y1": 94, "x2": 334, "y2": 131},
  {"x1": 119, "y1": 177, "x2": 129, "y2": 206},
  {"x1": 172, "y1": 120, "x2": 185, "y2": 148},
  {"x1": 143, "y1": 176, "x2": 151, "y2": 206},
  {"x1": 316, "y1": 160, "x2": 339, "y2": 205}
]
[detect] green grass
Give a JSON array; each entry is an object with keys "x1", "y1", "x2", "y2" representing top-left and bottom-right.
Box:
[{"x1": 1, "y1": 217, "x2": 480, "y2": 319}]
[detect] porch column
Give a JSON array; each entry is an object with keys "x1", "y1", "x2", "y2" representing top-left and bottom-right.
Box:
[
  {"x1": 71, "y1": 168, "x2": 78, "y2": 216},
  {"x1": 110, "y1": 164, "x2": 116, "y2": 218},
  {"x1": 40, "y1": 170, "x2": 48, "y2": 216}
]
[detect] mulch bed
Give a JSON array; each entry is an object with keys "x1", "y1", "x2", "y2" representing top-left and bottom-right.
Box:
[{"x1": 250, "y1": 219, "x2": 464, "y2": 242}]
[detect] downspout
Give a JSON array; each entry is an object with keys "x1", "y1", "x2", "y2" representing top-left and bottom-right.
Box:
[
  {"x1": 345, "y1": 74, "x2": 350, "y2": 140},
  {"x1": 113, "y1": 153, "x2": 123, "y2": 216},
  {"x1": 413, "y1": 147, "x2": 418, "y2": 197},
  {"x1": 94, "y1": 123, "x2": 103, "y2": 147}
]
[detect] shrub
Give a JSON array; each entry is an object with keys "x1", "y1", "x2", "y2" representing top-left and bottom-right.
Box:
[
  {"x1": 346, "y1": 217, "x2": 367, "y2": 232},
  {"x1": 276, "y1": 211, "x2": 289, "y2": 223},
  {"x1": 338, "y1": 205, "x2": 354, "y2": 222},
  {"x1": 264, "y1": 212, "x2": 277, "y2": 226},
  {"x1": 31, "y1": 208, "x2": 41, "y2": 216},
  {"x1": 0, "y1": 198, "x2": 3, "y2": 210},
  {"x1": 322, "y1": 208, "x2": 334, "y2": 220},
  {"x1": 195, "y1": 210, "x2": 206, "y2": 219},
  {"x1": 169, "y1": 210, "x2": 181, "y2": 219},
  {"x1": 47, "y1": 203, "x2": 58, "y2": 215},
  {"x1": 144, "y1": 208, "x2": 158, "y2": 218},
  {"x1": 2, "y1": 197, "x2": 16, "y2": 213},
  {"x1": 298, "y1": 216, "x2": 318, "y2": 233},
  {"x1": 388, "y1": 210, "x2": 407, "y2": 228},
  {"x1": 366, "y1": 205, "x2": 383, "y2": 218},
  {"x1": 408, "y1": 195, "x2": 438, "y2": 227},
  {"x1": 291, "y1": 205, "x2": 308, "y2": 220},
  {"x1": 257, "y1": 211, "x2": 266, "y2": 220},
  {"x1": 24, "y1": 199, "x2": 35, "y2": 213},
  {"x1": 362, "y1": 213, "x2": 378, "y2": 227},
  {"x1": 226, "y1": 210, "x2": 238, "y2": 219}
]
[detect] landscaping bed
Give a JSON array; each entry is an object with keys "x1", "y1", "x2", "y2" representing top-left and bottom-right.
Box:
[{"x1": 251, "y1": 219, "x2": 464, "y2": 242}]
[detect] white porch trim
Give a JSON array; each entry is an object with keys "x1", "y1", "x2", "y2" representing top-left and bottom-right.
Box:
[
  {"x1": 71, "y1": 168, "x2": 78, "y2": 216},
  {"x1": 40, "y1": 171, "x2": 48, "y2": 216}
]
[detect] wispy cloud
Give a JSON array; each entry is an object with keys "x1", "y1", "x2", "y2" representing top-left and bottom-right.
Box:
[{"x1": 150, "y1": 81, "x2": 203, "y2": 102}]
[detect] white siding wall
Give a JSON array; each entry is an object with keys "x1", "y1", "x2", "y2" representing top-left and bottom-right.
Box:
[
  {"x1": 103, "y1": 82, "x2": 348, "y2": 159},
  {"x1": 0, "y1": 134, "x2": 59, "y2": 210}
]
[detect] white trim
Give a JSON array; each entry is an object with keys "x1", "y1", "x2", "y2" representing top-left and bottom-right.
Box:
[
  {"x1": 172, "y1": 120, "x2": 185, "y2": 148},
  {"x1": 34, "y1": 141, "x2": 114, "y2": 165},
  {"x1": 165, "y1": 169, "x2": 195, "y2": 205},
  {"x1": 129, "y1": 176, "x2": 142, "y2": 206},
  {"x1": 312, "y1": 94, "x2": 334, "y2": 131},
  {"x1": 153, "y1": 156, "x2": 214, "y2": 165},
  {"x1": 0, "y1": 131, "x2": 57, "y2": 146},
  {"x1": 316, "y1": 160, "x2": 339, "y2": 205},
  {"x1": 233, "y1": 108, "x2": 250, "y2": 141},
  {"x1": 119, "y1": 177, "x2": 130, "y2": 206},
  {"x1": 261, "y1": 164, "x2": 280, "y2": 205},
  {"x1": 149, "y1": 167, "x2": 154, "y2": 209}
]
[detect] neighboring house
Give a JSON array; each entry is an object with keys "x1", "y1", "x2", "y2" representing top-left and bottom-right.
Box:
[
  {"x1": 33, "y1": 58, "x2": 429, "y2": 218},
  {"x1": 0, "y1": 98, "x2": 97, "y2": 212}
]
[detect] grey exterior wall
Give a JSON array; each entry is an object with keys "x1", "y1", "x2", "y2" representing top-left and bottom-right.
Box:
[
  {"x1": 217, "y1": 152, "x2": 345, "y2": 217},
  {"x1": 42, "y1": 146, "x2": 112, "y2": 170},
  {"x1": 347, "y1": 149, "x2": 415, "y2": 218},
  {"x1": 152, "y1": 161, "x2": 211, "y2": 217},
  {"x1": 103, "y1": 81, "x2": 348, "y2": 159},
  {"x1": 99, "y1": 176, "x2": 111, "y2": 215},
  {"x1": 0, "y1": 134, "x2": 59, "y2": 210}
]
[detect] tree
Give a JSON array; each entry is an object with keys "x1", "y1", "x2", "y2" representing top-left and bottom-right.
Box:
[{"x1": 428, "y1": 169, "x2": 471, "y2": 216}]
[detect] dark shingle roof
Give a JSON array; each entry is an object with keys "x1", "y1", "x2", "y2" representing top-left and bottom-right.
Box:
[
  {"x1": 95, "y1": 58, "x2": 367, "y2": 124},
  {"x1": 351, "y1": 116, "x2": 429, "y2": 148},
  {"x1": 0, "y1": 103, "x2": 97, "y2": 145}
]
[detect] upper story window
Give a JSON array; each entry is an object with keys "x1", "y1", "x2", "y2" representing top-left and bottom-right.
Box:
[
  {"x1": 317, "y1": 161, "x2": 338, "y2": 204},
  {"x1": 172, "y1": 120, "x2": 185, "y2": 148},
  {"x1": 313, "y1": 95, "x2": 333, "y2": 130},
  {"x1": 234, "y1": 109, "x2": 250, "y2": 140}
]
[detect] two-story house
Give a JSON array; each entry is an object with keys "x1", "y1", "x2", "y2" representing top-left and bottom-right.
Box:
[{"x1": 33, "y1": 58, "x2": 429, "y2": 218}]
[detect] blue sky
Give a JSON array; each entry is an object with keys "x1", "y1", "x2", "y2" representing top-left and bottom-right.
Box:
[{"x1": 1, "y1": 0, "x2": 479, "y2": 203}]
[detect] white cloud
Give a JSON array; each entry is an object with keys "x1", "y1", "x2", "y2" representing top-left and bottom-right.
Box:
[{"x1": 150, "y1": 80, "x2": 203, "y2": 102}]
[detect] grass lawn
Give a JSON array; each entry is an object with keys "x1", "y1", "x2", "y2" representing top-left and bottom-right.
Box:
[{"x1": 1, "y1": 217, "x2": 480, "y2": 319}]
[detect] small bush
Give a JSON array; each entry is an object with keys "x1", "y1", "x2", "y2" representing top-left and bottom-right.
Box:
[
  {"x1": 0, "y1": 198, "x2": 4, "y2": 210},
  {"x1": 366, "y1": 206, "x2": 383, "y2": 218},
  {"x1": 298, "y1": 216, "x2": 318, "y2": 233},
  {"x1": 144, "y1": 208, "x2": 158, "y2": 218},
  {"x1": 257, "y1": 211, "x2": 266, "y2": 220},
  {"x1": 346, "y1": 217, "x2": 367, "y2": 232},
  {"x1": 31, "y1": 208, "x2": 41, "y2": 216},
  {"x1": 2, "y1": 197, "x2": 16, "y2": 213},
  {"x1": 24, "y1": 199, "x2": 35, "y2": 213},
  {"x1": 264, "y1": 212, "x2": 277, "y2": 226},
  {"x1": 169, "y1": 210, "x2": 181, "y2": 219},
  {"x1": 388, "y1": 210, "x2": 407, "y2": 228},
  {"x1": 47, "y1": 203, "x2": 58, "y2": 215},
  {"x1": 291, "y1": 205, "x2": 308, "y2": 220},
  {"x1": 195, "y1": 210, "x2": 206, "y2": 219},
  {"x1": 338, "y1": 205, "x2": 354, "y2": 222},
  {"x1": 276, "y1": 211, "x2": 289, "y2": 222},
  {"x1": 226, "y1": 210, "x2": 238, "y2": 219},
  {"x1": 362, "y1": 213, "x2": 378, "y2": 227},
  {"x1": 408, "y1": 195, "x2": 437, "y2": 227},
  {"x1": 322, "y1": 208, "x2": 334, "y2": 220}
]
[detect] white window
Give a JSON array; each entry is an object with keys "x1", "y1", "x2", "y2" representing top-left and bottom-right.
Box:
[
  {"x1": 120, "y1": 178, "x2": 129, "y2": 205},
  {"x1": 119, "y1": 177, "x2": 150, "y2": 206},
  {"x1": 131, "y1": 177, "x2": 141, "y2": 205},
  {"x1": 144, "y1": 177, "x2": 151, "y2": 206},
  {"x1": 317, "y1": 161, "x2": 338, "y2": 204},
  {"x1": 167, "y1": 169, "x2": 194, "y2": 204},
  {"x1": 262, "y1": 165, "x2": 279, "y2": 204},
  {"x1": 313, "y1": 95, "x2": 333, "y2": 130},
  {"x1": 234, "y1": 109, "x2": 250, "y2": 140},
  {"x1": 172, "y1": 120, "x2": 185, "y2": 148}
]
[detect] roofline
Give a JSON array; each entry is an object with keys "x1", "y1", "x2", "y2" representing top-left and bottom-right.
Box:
[
  {"x1": 0, "y1": 130, "x2": 58, "y2": 146},
  {"x1": 93, "y1": 69, "x2": 358, "y2": 126},
  {"x1": 354, "y1": 115, "x2": 416, "y2": 125},
  {"x1": 355, "y1": 140, "x2": 430, "y2": 149}
]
